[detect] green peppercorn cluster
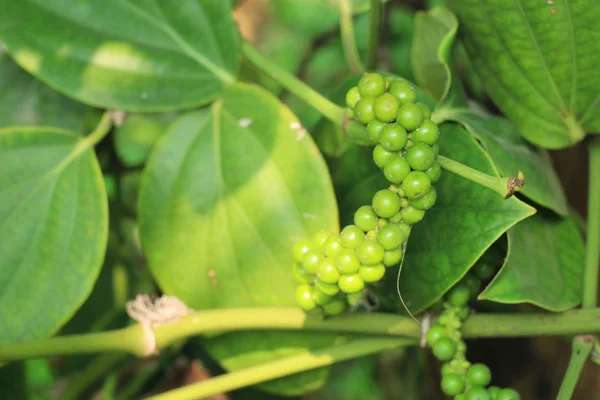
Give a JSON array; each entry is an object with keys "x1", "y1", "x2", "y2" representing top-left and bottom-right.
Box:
[
  {"x1": 426, "y1": 262, "x2": 520, "y2": 400},
  {"x1": 292, "y1": 203, "x2": 410, "y2": 315},
  {"x1": 290, "y1": 73, "x2": 443, "y2": 316},
  {"x1": 348, "y1": 73, "x2": 441, "y2": 220}
]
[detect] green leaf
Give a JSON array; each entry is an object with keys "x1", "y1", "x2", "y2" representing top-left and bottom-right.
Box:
[
  {"x1": 480, "y1": 212, "x2": 584, "y2": 311},
  {"x1": 0, "y1": 127, "x2": 108, "y2": 344},
  {"x1": 0, "y1": 55, "x2": 93, "y2": 133},
  {"x1": 399, "y1": 124, "x2": 535, "y2": 312},
  {"x1": 113, "y1": 113, "x2": 175, "y2": 167},
  {"x1": 442, "y1": 108, "x2": 568, "y2": 216},
  {"x1": 138, "y1": 83, "x2": 338, "y2": 395},
  {"x1": 0, "y1": 0, "x2": 239, "y2": 111},
  {"x1": 411, "y1": 7, "x2": 466, "y2": 107},
  {"x1": 446, "y1": 0, "x2": 600, "y2": 148}
]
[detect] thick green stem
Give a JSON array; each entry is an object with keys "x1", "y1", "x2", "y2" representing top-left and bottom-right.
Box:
[
  {"x1": 366, "y1": 0, "x2": 382, "y2": 70},
  {"x1": 556, "y1": 336, "x2": 595, "y2": 400},
  {"x1": 339, "y1": 0, "x2": 365, "y2": 74},
  {"x1": 582, "y1": 136, "x2": 600, "y2": 309},
  {"x1": 437, "y1": 155, "x2": 524, "y2": 199},
  {"x1": 241, "y1": 42, "x2": 345, "y2": 124},
  {"x1": 144, "y1": 337, "x2": 415, "y2": 400},
  {"x1": 4, "y1": 309, "x2": 600, "y2": 362}
]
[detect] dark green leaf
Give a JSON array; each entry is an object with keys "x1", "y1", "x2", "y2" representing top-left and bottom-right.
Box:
[
  {"x1": 0, "y1": 0, "x2": 239, "y2": 111},
  {"x1": 113, "y1": 113, "x2": 175, "y2": 167},
  {"x1": 480, "y1": 212, "x2": 584, "y2": 311},
  {"x1": 138, "y1": 83, "x2": 338, "y2": 395},
  {"x1": 0, "y1": 127, "x2": 108, "y2": 344},
  {"x1": 442, "y1": 108, "x2": 568, "y2": 215},
  {"x1": 411, "y1": 7, "x2": 466, "y2": 106},
  {"x1": 446, "y1": 0, "x2": 600, "y2": 148},
  {"x1": 0, "y1": 55, "x2": 93, "y2": 133},
  {"x1": 399, "y1": 124, "x2": 535, "y2": 312}
]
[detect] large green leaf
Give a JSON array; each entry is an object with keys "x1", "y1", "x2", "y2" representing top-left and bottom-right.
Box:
[
  {"x1": 441, "y1": 108, "x2": 568, "y2": 216},
  {"x1": 0, "y1": 0, "x2": 239, "y2": 111},
  {"x1": 480, "y1": 213, "x2": 584, "y2": 311},
  {"x1": 0, "y1": 127, "x2": 108, "y2": 344},
  {"x1": 446, "y1": 0, "x2": 600, "y2": 148},
  {"x1": 411, "y1": 7, "x2": 466, "y2": 107},
  {"x1": 399, "y1": 124, "x2": 535, "y2": 312},
  {"x1": 138, "y1": 83, "x2": 338, "y2": 395},
  {"x1": 0, "y1": 55, "x2": 92, "y2": 133}
]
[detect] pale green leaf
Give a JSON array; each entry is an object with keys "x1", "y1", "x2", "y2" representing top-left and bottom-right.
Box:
[{"x1": 138, "y1": 83, "x2": 338, "y2": 395}]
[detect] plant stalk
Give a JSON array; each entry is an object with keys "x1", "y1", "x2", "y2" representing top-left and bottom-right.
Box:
[
  {"x1": 339, "y1": 0, "x2": 366, "y2": 74},
  {"x1": 366, "y1": 0, "x2": 382, "y2": 70},
  {"x1": 437, "y1": 155, "x2": 524, "y2": 199},
  {"x1": 241, "y1": 42, "x2": 346, "y2": 124},
  {"x1": 556, "y1": 335, "x2": 595, "y2": 400},
  {"x1": 144, "y1": 337, "x2": 415, "y2": 400},
  {"x1": 4, "y1": 309, "x2": 600, "y2": 362},
  {"x1": 582, "y1": 136, "x2": 600, "y2": 308}
]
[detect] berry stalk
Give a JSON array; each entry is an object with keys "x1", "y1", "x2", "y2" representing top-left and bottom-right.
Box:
[{"x1": 437, "y1": 155, "x2": 524, "y2": 199}]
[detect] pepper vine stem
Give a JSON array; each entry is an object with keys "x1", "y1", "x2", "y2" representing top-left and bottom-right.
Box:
[
  {"x1": 437, "y1": 155, "x2": 524, "y2": 199},
  {"x1": 145, "y1": 337, "x2": 415, "y2": 400},
  {"x1": 339, "y1": 0, "x2": 366, "y2": 73},
  {"x1": 241, "y1": 41, "x2": 346, "y2": 124},
  {"x1": 3, "y1": 308, "x2": 600, "y2": 362},
  {"x1": 556, "y1": 335, "x2": 596, "y2": 400},
  {"x1": 582, "y1": 136, "x2": 600, "y2": 309},
  {"x1": 366, "y1": 0, "x2": 382, "y2": 70}
]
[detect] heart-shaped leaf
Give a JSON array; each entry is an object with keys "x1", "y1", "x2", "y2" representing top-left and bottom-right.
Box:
[
  {"x1": 441, "y1": 108, "x2": 568, "y2": 216},
  {"x1": 411, "y1": 7, "x2": 466, "y2": 107},
  {"x1": 480, "y1": 212, "x2": 584, "y2": 311},
  {"x1": 446, "y1": 0, "x2": 600, "y2": 148},
  {"x1": 138, "y1": 83, "x2": 338, "y2": 395},
  {"x1": 0, "y1": 127, "x2": 108, "y2": 345},
  {"x1": 0, "y1": 55, "x2": 92, "y2": 133},
  {"x1": 399, "y1": 124, "x2": 535, "y2": 312},
  {"x1": 0, "y1": 0, "x2": 239, "y2": 111}
]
